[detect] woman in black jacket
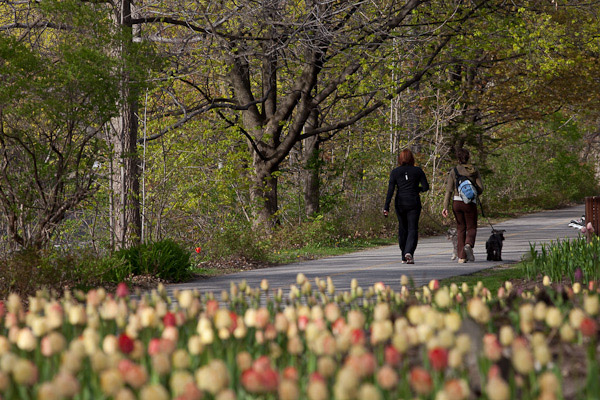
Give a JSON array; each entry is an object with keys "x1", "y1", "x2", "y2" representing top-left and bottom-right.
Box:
[{"x1": 383, "y1": 149, "x2": 429, "y2": 264}]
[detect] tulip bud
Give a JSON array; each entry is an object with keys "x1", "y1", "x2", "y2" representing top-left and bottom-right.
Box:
[
  {"x1": 16, "y1": 328, "x2": 36, "y2": 352},
  {"x1": 584, "y1": 294, "x2": 599, "y2": 316},
  {"x1": 169, "y1": 371, "x2": 194, "y2": 397},
  {"x1": 151, "y1": 353, "x2": 171, "y2": 376},
  {"x1": 545, "y1": 307, "x2": 562, "y2": 328},
  {"x1": 307, "y1": 378, "x2": 328, "y2": 400},
  {"x1": 497, "y1": 325, "x2": 513, "y2": 346},
  {"x1": 376, "y1": 365, "x2": 398, "y2": 390},
  {"x1": 37, "y1": 382, "x2": 59, "y2": 400},
  {"x1": 139, "y1": 384, "x2": 169, "y2": 400},
  {"x1": 485, "y1": 377, "x2": 510, "y2": 400},
  {"x1": 12, "y1": 358, "x2": 37, "y2": 385},
  {"x1": 560, "y1": 323, "x2": 576, "y2": 342},
  {"x1": 569, "y1": 308, "x2": 586, "y2": 329},
  {"x1": 279, "y1": 378, "x2": 299, "y2": 400},
  {"x1": 512, "y1": 345, "x2": 534, "y2": 374},
  {"x1": 409, "y1": 367, "x2": 433, "y2": 395},
  {"x1": 53, "y1": 371, "x2": 80, "y2": 398}
]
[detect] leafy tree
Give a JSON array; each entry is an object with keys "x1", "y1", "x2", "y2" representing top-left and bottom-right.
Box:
[
  {"x1": 0, "y1": 32, "x2": 119, "y2": 249},
  {"x1": 133, "y1": 0, "x2": 494, "y2": 230}
]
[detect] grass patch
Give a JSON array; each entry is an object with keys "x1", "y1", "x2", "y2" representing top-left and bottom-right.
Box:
[
  {"x1": 440, "y1": 263, "x2": 529, "y2": 293},
  {"x1": 193, "y1": 266, "x2": 224, "y2": 277}
]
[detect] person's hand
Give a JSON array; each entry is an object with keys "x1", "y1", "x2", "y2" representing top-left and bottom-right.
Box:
[
  {"x1": 383, "y1": 210, "x2": 389, "y2": 218},
  {"x1": 442, "y1": 208, "x2": 448, "y2": 218}
]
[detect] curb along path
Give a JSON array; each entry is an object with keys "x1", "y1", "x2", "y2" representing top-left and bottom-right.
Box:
[{"x1": 168, "y1": 204, "x2": 585, "y2": 297}]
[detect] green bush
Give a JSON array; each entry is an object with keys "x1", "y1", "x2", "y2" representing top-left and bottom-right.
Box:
[{"x1": 115, "y1": 239, "x2": 193, "y2": 282}]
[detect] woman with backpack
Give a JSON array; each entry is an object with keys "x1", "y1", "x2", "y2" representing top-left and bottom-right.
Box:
[
  {"x1": 442, "y1": 148, "x2": 483, "y2": 263},
  {"x1": 383, "y1": 149, "x2": 429, "y2": 264}
]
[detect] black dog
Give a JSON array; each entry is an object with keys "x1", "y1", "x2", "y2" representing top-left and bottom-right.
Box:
[{"x1": 486, "y1": 229, "x2": 505, "y2": 261}]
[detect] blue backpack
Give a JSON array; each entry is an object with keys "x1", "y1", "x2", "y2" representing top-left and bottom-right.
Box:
[{"x1": 454, "y1": 167, "x2": 477, "y2": 204}]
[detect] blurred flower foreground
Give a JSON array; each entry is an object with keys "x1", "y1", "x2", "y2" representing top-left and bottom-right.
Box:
[{"x1": 0, "y1": 274, "x2": 598, "y2": 400}]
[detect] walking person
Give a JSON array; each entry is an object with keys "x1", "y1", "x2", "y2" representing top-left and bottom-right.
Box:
[
  {"x1": 384, "y1": 149, "x2": 429, "y2": 264},
  {"x1": 442, "y1": 148, "x2": 484, "y2": 263}
]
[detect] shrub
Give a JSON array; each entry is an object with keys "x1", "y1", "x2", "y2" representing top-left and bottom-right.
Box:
[{"x1": 115, "y1": 239, "x2": 193, "y2": 282}]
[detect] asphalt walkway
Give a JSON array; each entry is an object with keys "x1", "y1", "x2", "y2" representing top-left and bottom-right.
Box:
[{"x1": 168, "y1": 204, "x2": 585, "y2": 296}]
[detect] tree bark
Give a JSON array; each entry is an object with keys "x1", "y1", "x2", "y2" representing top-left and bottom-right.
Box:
[
  {"x1": 303, "y1": 110, "x2": 321, "y2": 217},
  {"x1": 250, "y1": 160, "x2": 279, "y2": 229},
  {"x1": 108, "y1": 0, "x2": 141, "y2": 250},
  {"x1": 303, "y1": 134, "x2": 320, "y2": 217}
]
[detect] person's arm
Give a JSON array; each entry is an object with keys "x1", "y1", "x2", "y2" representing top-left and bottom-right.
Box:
[
  {"x1": 383, "y1": 171, "x2": 396, "y2": 214},
  {"x1": 419, "y1": 168, "x2": 430, "y2": 193},
  {"x1": 442, "y1": 170, "x2": 454, "y2": 217}
]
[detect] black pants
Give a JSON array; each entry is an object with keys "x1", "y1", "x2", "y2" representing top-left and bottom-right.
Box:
[{"x1": 395, "y1": 205, "x2": 421, "y2": 261}]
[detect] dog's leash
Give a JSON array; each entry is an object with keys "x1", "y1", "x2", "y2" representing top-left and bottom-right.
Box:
[{"x1": 477, "y1": 197, "x2": 502, "y2": 233}]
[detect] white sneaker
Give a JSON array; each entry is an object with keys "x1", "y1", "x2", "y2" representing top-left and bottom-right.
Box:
[{"x1": 464, "y1": 244, "x2": 474, "y2": 262}]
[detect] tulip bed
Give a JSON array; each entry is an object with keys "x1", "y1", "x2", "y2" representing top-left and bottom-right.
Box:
[{"x1": 0, "y1": 273, "x2": 598, "y2": 400}]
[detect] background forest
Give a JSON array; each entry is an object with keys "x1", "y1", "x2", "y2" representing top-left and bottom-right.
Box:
[{"x1": 1, "y1": 0, "x2": 600, "y2": 295}]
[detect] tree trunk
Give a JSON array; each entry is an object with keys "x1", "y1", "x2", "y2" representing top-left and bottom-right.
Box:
[
  {"x1": 303, "y1": 110, "x2": 321, "y2": 217},
  {"x1": 250, "y1": 159, "x2": 279, "y2": 230},
  {"x1": 109, "y1": 0, "x2": 141, "y2": 250},
  {"x1": 109, "y1": 103, "x2": 141, "y2": 249}
]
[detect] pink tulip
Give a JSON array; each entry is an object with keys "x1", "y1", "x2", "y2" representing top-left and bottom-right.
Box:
[
  {"x1": 116, "y1": 283, "x2": 129, "y2": 298},
  {"x1": 206, "y1": 299, "x2": 219, "y2": 317},
  {"x1": 409, "y1": 367, "x2": 433, "y2": 395},
  {"x1": 385, "y1": 344, "x2": 402, "y2": 366}
]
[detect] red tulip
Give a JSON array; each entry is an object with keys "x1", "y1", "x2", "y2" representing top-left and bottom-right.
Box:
[
  {"x1": 118, "y1": 333, "x2": 134, "y2": 354},
  {"x1": 163, "y1": 312, "x2": 177, "y2": 327},
  {"x1": 428, "y1": 347, "x2": 449, "y2": 371},
  {"x1": 195, "y1": 247, "x2": 202, "y2": 254},
  {"x1": 580, "y1": 317, "x2": 597, "y2": 337}
]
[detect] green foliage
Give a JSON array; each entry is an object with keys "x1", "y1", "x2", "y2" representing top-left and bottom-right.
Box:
[
  {"x1": 115, "y1": 239, "x2": 193, "y2": 283},
  {"x1": 0, "y1": 248, "x2": 127, "y2": 299},
  {"x1": 202, "y1": 221, "x2": 268, "y2": 261},
  {"x1": 484, "y1": 114, "x2": 598, "y2": 214},
  {"x1": 523, "y1": 236, "x2": 600, "y2": 284}
]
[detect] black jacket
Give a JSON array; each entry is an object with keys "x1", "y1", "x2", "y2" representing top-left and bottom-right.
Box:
[{"x1": 384, "y1": 165, "x2": 429, "y2": 210}]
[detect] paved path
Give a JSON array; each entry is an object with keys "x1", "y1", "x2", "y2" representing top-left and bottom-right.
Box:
[{"x1": 168, "y1": 204, "x2": 585, "y2": 297}]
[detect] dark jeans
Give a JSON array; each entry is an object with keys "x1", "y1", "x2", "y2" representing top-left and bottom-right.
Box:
[
  {"x1": 452, "y1": 200, "x2": 478, "y2": 259},
  {"x1": 395, "y1": 205, "x2": 421, "y2": 261}
]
